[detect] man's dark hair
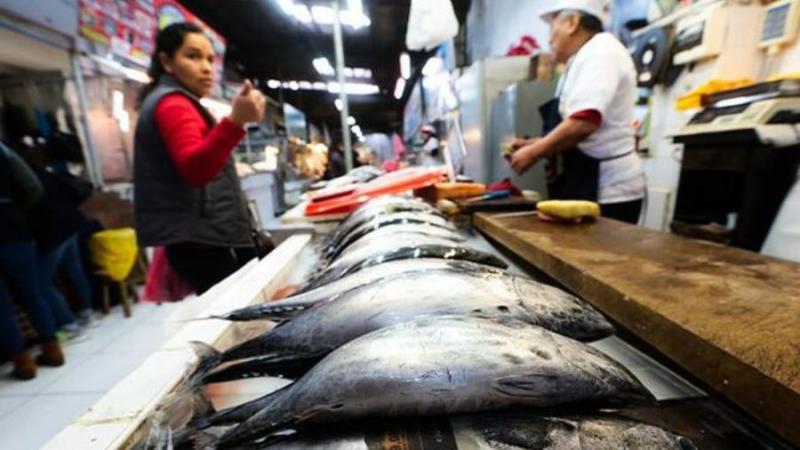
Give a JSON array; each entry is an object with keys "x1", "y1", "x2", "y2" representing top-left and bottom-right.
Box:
[
  {"x1": 578, "y1": 11, "x2": 604, "y2": 34},
  {"x1": 560, "y1": 9, "x2": 604, "y2": 34}
]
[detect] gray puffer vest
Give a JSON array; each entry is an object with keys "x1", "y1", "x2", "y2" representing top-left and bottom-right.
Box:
[{"x1": 134, "y1": 78, "x2": 252, "y2": 248}]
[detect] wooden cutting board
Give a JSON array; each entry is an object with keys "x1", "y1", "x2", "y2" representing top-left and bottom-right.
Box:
[{"x1": 474, "y1": 212, "x2": 800, "y2": 447}]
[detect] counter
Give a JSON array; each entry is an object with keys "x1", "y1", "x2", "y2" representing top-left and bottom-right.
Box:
[{"x1": 474, "y1": 211, "x2": 800, "y2": 447}]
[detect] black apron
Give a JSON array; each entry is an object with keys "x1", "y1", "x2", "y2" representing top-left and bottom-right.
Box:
[{"x1": 539, "y1": 93, "x2": 632, "y2": 201}]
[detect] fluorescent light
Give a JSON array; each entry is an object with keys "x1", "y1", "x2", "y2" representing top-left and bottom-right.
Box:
[
  {"x1": 327, "y1": 81, "x2": 380, "y2": 95},
  {"x1": 400, "y1": 53, "x2": 410, "y2": 79},
  {"x1": 348, "y1": 0, "x2": 363, "y2": 16},
  {"x1": 344, "y1": 67, "x2": 353, "y2": 77},
  {"x1": 394, "y1": 77, "x2": 406, "y2": 99},
  {"x1": 313, "y1": 82, "x2": 327, "y2": 90},
  {"x1": 267, "y1": 79, "x2": 281, "y2": 89},
  {"x1": 347, "y1": 116, "x2": 356, "y2": 126},
  {"x1": 276, "y1": 0, "x2": 294, "y2": 15},
  {"x1": 311, "y1": 5, "x2": 334, "y2": 24},
  {"x1": 313, "y1": 57, "x2": 335, "y2": 76},
  {"x1": 335, "y1": 99, "x2": 343, "y2": 110},
  {"x1": 292, "y1": 4, "x2": 312, "y2": 23},
  {"x1": 422, "y1": 57, "x2": 443, "y2": 76},
  {"x1": 288, "y1": 81, "x2": 300, "y2": 90},
  {"x1": 299, "y1": 81, "x2": 312, "y2": 90}
]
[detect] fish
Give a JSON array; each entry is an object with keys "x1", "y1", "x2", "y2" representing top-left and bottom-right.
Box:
[
  {"x1": 212, "y1": 259, "x2": 507, "y2": 322},
  {"x1": 322, "y1": 211, "x2": 452, "y2": 259},
  {"x1": 207, "y1": 267, "x2": 614, "y2": 382},
  {"x1": 205, "y1": 413, "x2": 696, "y2": 450},
  {"x1": 324, "y1": 223, "x2": 465, "y2": 262},
  {"x1": 200, "y1": 316, "x2": 652, "y2": 447},
  {"x1": 304, "y1": 236, "x2": 509, "y2": 291},
  {"x1": 322, "y1": 197, "x2": 439, "y2": 249}
]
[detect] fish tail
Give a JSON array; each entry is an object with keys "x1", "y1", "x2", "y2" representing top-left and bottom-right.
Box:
[
  {"x1": 134, "y1": 391, "x2": 216, "y2": 449},
  {"x1": 189, "y1": 431, "x2": 219, "y2": 450},
  {"x1": 186, "y1": 341, "x2": 223, "y2": 389}
]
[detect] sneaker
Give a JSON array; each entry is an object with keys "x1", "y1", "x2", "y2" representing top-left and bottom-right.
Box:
[
  {"x1": 56, "y1": 324, "x2": 90, "y2": 343},
  {"x1": 78, "y1": 310, "x2": 102, "y2": 328}
]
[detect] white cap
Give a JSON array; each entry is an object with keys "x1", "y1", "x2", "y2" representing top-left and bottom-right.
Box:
[{"x1": 539, "y1": 0, "x2": 610, "y2": 25}]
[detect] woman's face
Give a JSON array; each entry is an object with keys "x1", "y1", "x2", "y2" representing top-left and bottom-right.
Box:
[{"x1": 160, "y1": 32, "x2": 216, "y2": 97}]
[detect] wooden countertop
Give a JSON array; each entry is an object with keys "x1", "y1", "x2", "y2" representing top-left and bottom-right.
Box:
[{"x1": 474, "y1": 212, "x2": 800, "y2": 447}]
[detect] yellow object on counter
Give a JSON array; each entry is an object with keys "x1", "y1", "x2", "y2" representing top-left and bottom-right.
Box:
[
  {"x1": 675, "y1": 79, "x2": 754, "y2": 111},
  {"x1": 436, "y1": 199, "x2": 461, "y2": 216},
  {"x1": 537, "y1": 200, "x2": 601, "y2": 220},
  {"x1": 434, "y1": 182, "x2": 486, "y2": 200}
]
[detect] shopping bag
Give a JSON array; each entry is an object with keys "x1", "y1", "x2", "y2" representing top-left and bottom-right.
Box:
[{"x1": 406, "y1": 0, "x2": 459, "y2": 51}]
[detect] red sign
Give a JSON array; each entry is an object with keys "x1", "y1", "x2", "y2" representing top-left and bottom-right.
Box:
[{"x1": 79, "y1": 0, "x2": 157, "y2": 66}]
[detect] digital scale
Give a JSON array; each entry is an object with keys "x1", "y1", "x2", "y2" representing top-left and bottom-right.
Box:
[{"x1": 674, "y1": 78, "x2": 800, "y2": 147}]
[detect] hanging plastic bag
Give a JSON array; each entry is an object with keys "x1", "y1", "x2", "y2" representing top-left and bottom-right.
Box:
[
  {"x1": 89, "y1": 228, "x2": 138, "y2": 282},
  {"x1": 406, "y1": 0, "x2": 460, "y2": 51}
]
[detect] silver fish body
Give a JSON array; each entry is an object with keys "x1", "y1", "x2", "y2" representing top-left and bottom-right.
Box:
[{"x1": 212, "y1": 317, "x2": 651, "y2": 447}]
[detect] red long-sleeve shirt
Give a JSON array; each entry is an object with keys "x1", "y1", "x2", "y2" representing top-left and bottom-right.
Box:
[{"x1": 154, "y1": 94, "x2": 245, "y2": 187}]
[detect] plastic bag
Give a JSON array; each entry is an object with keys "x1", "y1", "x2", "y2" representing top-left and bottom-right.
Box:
[
  {"x1": 406, "y1": 0, "x2": 459, "y2": 51},
  {"x1": 89, "y1": 228, "x2": 138, "y2": 282}
]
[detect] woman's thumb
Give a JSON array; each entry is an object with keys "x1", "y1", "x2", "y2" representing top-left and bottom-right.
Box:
[{"x1": 240, "y1": 79, "x2": 252, "y2": 95}]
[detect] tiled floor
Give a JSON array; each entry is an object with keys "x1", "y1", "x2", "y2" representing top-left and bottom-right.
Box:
[{"x1": 0, "y1": 301, "x2": 192, "y2": 450}]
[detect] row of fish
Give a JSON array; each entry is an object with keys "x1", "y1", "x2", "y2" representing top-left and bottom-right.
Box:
[{"x1": 137, "y1": 196, "x2": 696, "y2": 449}]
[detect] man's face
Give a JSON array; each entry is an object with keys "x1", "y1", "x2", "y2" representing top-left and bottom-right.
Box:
[{"x1": 549, "y1": 12, "x2": 580, "y2": 63}]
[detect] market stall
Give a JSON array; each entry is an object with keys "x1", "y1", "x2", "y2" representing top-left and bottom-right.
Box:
[{"x1": 43, "y1": 193, "x2": 797, "y2": 449}]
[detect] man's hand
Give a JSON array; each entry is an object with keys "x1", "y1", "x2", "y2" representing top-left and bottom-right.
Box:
[
  {"x1": 510, "y1": 137, "x2": 537, "y2": 151},
  {"x1": 509, "y1": 142, "x2": 544, "y2": 175}
]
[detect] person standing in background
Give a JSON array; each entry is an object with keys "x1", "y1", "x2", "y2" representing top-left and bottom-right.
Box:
[
  {"x1": 508, "y1": 0, "x2": 645, "y2": 224},
  {"x1": 0, "y1": 142, "x2": 65, "y2": 380},
  {"x1": 134, "y1": 23, "x2": 266, "y2": 294}
]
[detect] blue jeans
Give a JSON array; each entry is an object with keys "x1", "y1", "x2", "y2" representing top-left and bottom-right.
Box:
[
  {"x1": 58, "y1": 235, "x2": 93, "y2": 312},
  {"x1": 0, "y1": 241, "x2": 58, "y2": 356},
  {"x1": 38, "y1": 237, "x2": 82, "y2": 327}
]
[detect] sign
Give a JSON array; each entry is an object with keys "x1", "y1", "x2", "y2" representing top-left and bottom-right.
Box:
[{"x1": 79, "y1": 0, "x2": 157, "y2": 67}]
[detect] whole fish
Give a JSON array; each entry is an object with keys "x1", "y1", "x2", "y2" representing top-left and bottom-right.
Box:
[
  {"x1": 213, "y1": 259, "x2": 507, "y2": 322},
  {"x1": 322, "y1": 197, "x2": 439, "y2": 250},
  {"x1": 210, "y1": 268, "x2": 614, "y2": 380},
  {"x1": 206, "y1": 414, "x2": 695, "y2": 450},
  {"x1": 202, "y1": 317, "x2": 652, "y2": 447},
  {"x1": 323, "y1": 211, "x2": 452, "y2": 259},
  {"x1": 304, "y1": 238, "x2": 508, "y2": 291},
  {"x1": 325, "y1": 223, "x2": 465, "y2": 262}
]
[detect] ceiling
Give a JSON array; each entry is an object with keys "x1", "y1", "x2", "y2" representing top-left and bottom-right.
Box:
[{"x1": 178, "y1": 0, "x2": 471, "y2": 137}]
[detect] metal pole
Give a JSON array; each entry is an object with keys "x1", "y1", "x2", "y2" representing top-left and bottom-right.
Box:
[
  {"x1": 70, "y1": 52, "x2": 104, "y2": 186},
  {"x1": 332, "y1": 0, "x2": 353, "y2": 172}
]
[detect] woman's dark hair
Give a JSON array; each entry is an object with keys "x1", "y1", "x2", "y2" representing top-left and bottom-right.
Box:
[{"x1": 138, "y1": 22, "x2": 205, "y2": 107}]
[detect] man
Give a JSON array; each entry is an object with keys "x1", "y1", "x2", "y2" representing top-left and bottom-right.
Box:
[
  {"x1": 509, "y1": 0, "x2": 645, "y2": 224},
  {"x1": 419, "y1": 124, "x2": 441, "y2": 167}
]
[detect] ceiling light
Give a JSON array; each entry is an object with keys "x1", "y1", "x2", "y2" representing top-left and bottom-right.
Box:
[
  {"x1": 299, "y1": 81, "x2": 312, "y2": 90},
  {"x1": 335, "y1": 99, "x2": 343, "y2": 110},
  {"x1": 422, "y1": 57, "x2": 444, "y2": 76},
  {"x1": 292, "y1": 4, "x2": 312, "y2": 23},
  {"x1": 311, "y1": 5, "x2": 334, "y2": 24},
  {"x1": 348, "y1": 0, "x2": 364, "y2": 16},
  {"x1": 394, "y1": 77, "x2": 406, "y2": 100},
  {"x1": 327, "y1": 81, "x2": 380, "y2": 96},
  {"x1": 344, "y1": 67, "x2": 353, "y2": 77},
  {"x1": 276, "y1": 0, "x2": 294, "y2": 15},
  {"x1": 288, "y1": 81, "x2": 300, "y2": 90},
  {"x1": 347, "y1": 116, "x2": 356, "y2": 126},
  {"x1": 400, "y1": 53, "x2": 411, "y2": 79},
  {"x1": 267, "y1": 79, "x2": 281, "y2": 89},
  {"x1": 313, "y1": 82, "x2": 327, "y2": 90},
  {"x1": 313, "y1": 57, "x2": 335, "y2": 76}
]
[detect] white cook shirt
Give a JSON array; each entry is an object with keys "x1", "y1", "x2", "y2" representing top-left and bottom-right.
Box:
[{"x1": 557, "y1": 32, "x2": 645, "y2": 204}]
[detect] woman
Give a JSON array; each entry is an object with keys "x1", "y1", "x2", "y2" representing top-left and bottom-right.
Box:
[
  {"x1": 0, "y1": 142, "x2": 64, "y2": 380},
  {"x1": 134, "y1": 23, "x2": 266, "y2": 294}
]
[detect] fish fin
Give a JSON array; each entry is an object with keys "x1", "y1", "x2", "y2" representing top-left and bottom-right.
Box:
[
  {"x1": 186, "y1": 341, "x2": 222, "y2": 389},
  {"x1": 493, "y1": 373, "x2": 563, "y2": 399},
  {"x1": 190, "y1": 432, "x2": 219, "y2": 450}
]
